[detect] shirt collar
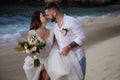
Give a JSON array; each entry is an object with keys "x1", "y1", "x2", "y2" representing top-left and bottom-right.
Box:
[{"x1": 55, "y1": 14, "x2": 66, "y2": 28}]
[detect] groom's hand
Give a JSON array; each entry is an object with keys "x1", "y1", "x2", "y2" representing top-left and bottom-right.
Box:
[{"x1": 61, "y1": 45, "x2": 71, "y2": 56}]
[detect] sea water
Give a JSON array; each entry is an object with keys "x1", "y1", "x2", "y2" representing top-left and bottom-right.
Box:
[{"x1": 0, "y1": 5, "x2": 120, "y2": 46}]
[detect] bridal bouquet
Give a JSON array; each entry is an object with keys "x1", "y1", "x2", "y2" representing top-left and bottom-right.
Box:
[{"x1": 15, "y1": 34, "x2": 46, "y2": 67}]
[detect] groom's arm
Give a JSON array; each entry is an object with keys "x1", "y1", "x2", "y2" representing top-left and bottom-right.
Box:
[
  {"x1": 69, "y1": 18, "x2": 85, "y2": 48},
  {"x1": 61, "y1": 41, "x2": 78, "y2": 56},
  {"x1": 69, "y1": 41, "x2": 79, "y2": 48},
  {"x1": 61, "y1": 18, "x2": 85, "y2": 56}
]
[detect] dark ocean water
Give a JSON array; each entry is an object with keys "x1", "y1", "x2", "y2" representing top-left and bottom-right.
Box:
[{"x1": 0, "y1": 4, "x2": 120, "y2": 45}]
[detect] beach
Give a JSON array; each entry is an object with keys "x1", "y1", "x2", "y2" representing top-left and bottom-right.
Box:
[
  {"x1": 83, "y1": 16, "x2": 120, "y2": 80},
  {"x1": 0, "y1": 16, "x2": 120, "y2": 80}
]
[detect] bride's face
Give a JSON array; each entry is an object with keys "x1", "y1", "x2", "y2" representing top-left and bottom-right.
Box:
[{"x1": 40, "y1": 13, "x2": 48, "y2": 24}]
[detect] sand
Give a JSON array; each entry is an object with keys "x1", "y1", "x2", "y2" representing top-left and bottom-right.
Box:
[
  {"x1": 0, "y1": 16, "x2": 120, "y2": 80},
  {"x1": 83, "y1": 16, "x2": 120, "y2": 80}
]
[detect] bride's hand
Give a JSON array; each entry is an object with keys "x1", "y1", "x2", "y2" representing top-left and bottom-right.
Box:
[
  {"x1": 27, "y1": 52, "x2": 36, "y2": 58},
  {"x1": 61, "y1": 45, "x2": 71, "y2": 56}
]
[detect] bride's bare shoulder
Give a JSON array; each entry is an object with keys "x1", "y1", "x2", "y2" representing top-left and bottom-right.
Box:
[{"x1": 27, "y1": 30, "x2": 35, "y2": 38}]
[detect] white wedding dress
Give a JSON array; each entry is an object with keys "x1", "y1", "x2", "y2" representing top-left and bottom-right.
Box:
[
  {"x1": 23, "y1": 30, "x2": 83, "y2": 80},
  {"x1": 47, "y1": 45, "x2": 83, "y2": 80},
  {"x1": 23, "y1": 30, "x2": 54, "y2": 80}
]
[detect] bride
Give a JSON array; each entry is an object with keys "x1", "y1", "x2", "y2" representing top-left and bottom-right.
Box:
[
  {"x1": 23, "y1": 10, "x2": 83, "y2": 80},
  {"x1": 23, "y1": 10, "x2": 54, "y2": 80}
]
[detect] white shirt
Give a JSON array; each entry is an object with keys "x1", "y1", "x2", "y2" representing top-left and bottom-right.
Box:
[{"x1": 53, "y1": 14, "x2": 86, "y2": 61}]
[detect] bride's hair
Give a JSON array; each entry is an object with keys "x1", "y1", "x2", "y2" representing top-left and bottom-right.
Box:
[{"x1": 30, "y1": 10, "x2": 42, "y2": 30}]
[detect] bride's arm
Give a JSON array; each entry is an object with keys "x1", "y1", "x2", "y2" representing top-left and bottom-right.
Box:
[{"x1": 27, "y1": 32, "x2": 33, "y2": 39}]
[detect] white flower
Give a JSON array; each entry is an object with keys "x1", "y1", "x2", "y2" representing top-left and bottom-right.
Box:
[
  {"x1": 25, "y1": 49, "x2": 30, "y2": 54},
  {"x1": 24, "y1": 44, "x2": 28, "y2": 49},
  {"x1": 60, "y1": 28, "x2": 69, "y2": 36},
  {"x1": 32, "y1": 46, "x2": 37, "y2": 51}
]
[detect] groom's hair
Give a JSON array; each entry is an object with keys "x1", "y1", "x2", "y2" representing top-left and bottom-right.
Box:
[{"x1": 44, "y1": 2, "x2": 60, "y2": 11}]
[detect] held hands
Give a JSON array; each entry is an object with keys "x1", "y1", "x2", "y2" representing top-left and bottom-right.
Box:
[{"x1": 61, "y1": 45, "x2": 71, "y2": 56}]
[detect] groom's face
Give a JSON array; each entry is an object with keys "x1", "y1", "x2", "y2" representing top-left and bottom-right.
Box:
[{"x1": 45, "y1": 9, "x2": 56, "y2": 22}]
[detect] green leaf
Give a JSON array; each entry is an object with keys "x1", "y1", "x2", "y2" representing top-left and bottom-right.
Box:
[
  {"x1": 34, "y1": 59, "x2": 41, "y2": 67},
  {"x1": 14, "y1": 45, "x2": 24, "y2": 51}
]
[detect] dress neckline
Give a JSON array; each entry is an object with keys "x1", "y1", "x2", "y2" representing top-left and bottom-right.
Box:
[{"x1": 33, "y1": 30, "x2": 51, "y2": 42}]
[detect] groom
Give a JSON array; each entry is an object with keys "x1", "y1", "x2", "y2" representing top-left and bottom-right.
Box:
[{"x1": 44, "y1": 2, "x2": 86, "y2": 80}]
